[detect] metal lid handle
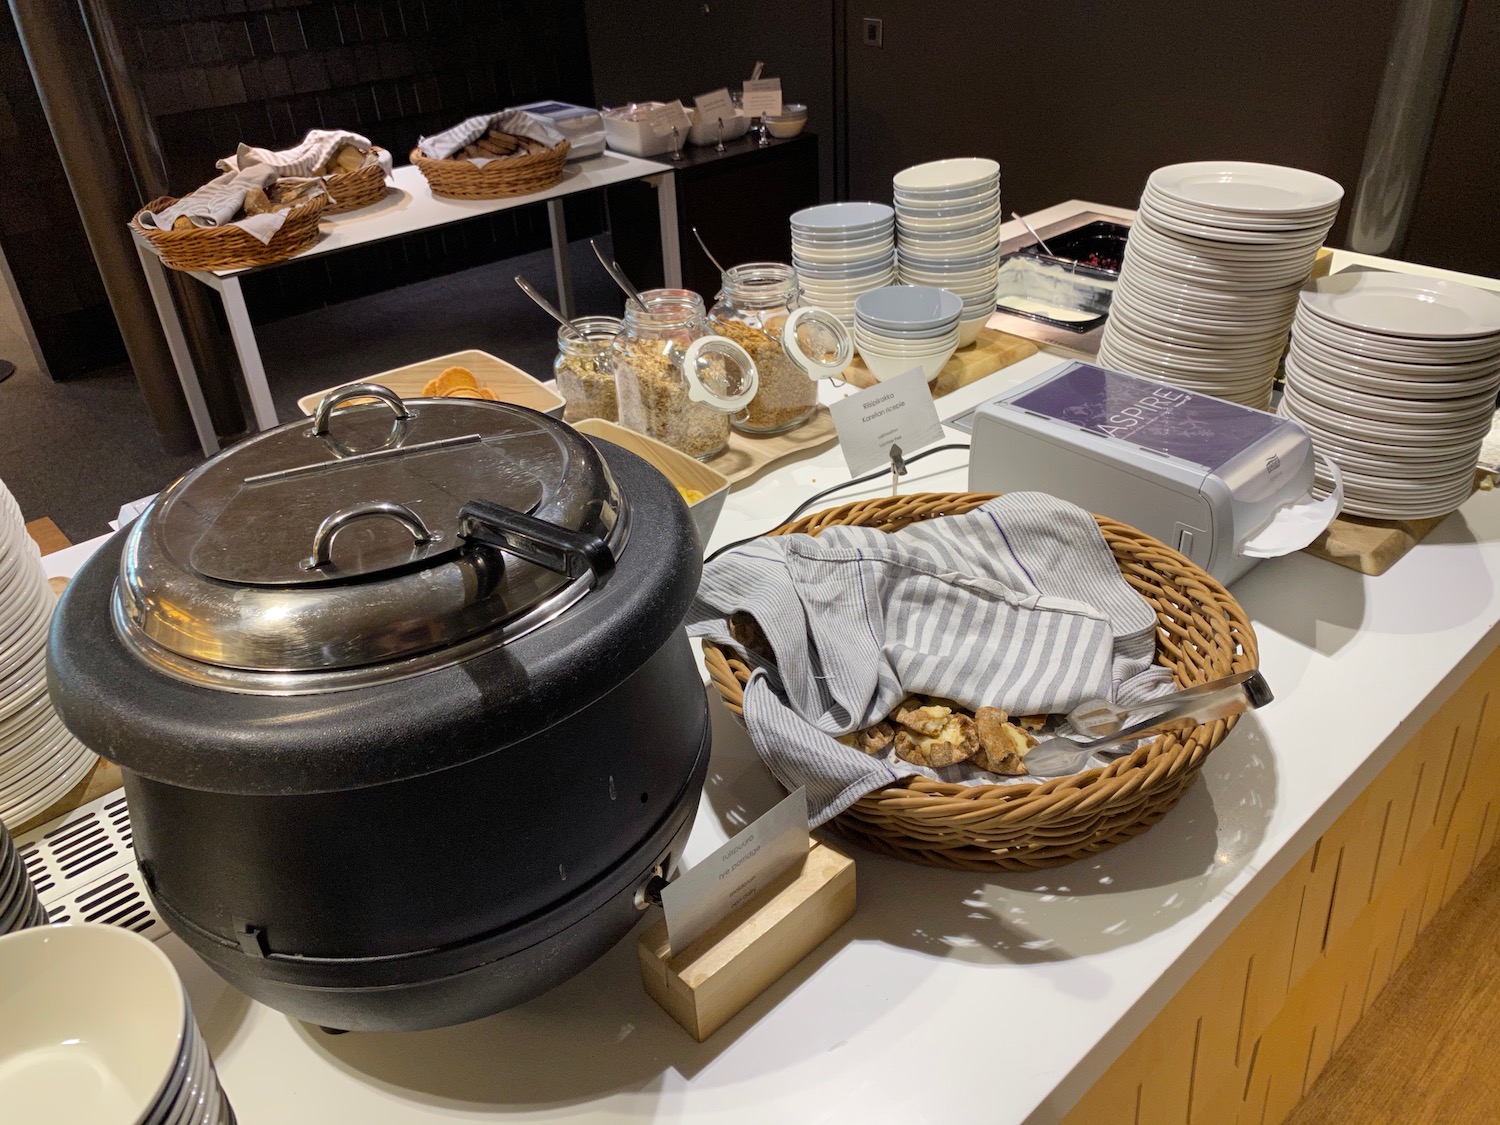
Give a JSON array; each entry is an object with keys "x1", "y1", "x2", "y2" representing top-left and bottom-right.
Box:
[
  {"x1": 301, "y1": 501, "x2": 439, "y2": 571},
  {"x1": 312, "y1": 383, "x2": 410, "y2": 436},
  {"x1": 459, "y1": 500, "x2": 615, "y2": 585}
]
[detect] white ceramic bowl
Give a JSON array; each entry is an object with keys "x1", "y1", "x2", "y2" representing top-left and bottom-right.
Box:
[
  {"x1": 856, "y1": 335, "x2": 960, "y2": 382},
  {"x1": 957, "y1": 314, "x2": 991, "y2": 347},
  {"x1": 0, "y1": 923, "x2": 187, "y2": 1125},
  {"x1": 854, "y1": 285, "x2": 964, "y2": 331},
  {"x1": 855, "y1": 318, "x2": 962, "y2": 345}
]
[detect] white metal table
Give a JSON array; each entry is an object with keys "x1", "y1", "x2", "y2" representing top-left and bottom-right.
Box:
[{"x1": 133, "y1": 152, "x2": 680, "y2": 455}]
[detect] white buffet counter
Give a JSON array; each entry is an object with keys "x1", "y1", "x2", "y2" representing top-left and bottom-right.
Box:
[{"x1": 34, "y1": 204, "x2": 1500, "y2": 1125}]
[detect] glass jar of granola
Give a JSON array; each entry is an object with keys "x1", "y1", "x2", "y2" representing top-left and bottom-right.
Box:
[
  {"x1": 709, "y1": 263, "x2": 853, "y2": 435},
  {"x1": 553, "y1": 315, "x2": 622, "y2": 423},
  {"x1": 612, "y1": 289, "x2": 758, "y2": 461}
]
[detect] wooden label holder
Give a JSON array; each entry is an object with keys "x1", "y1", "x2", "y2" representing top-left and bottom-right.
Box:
[{"x1": 637, "y1": 838, "x2": 855, "y2": 1042}]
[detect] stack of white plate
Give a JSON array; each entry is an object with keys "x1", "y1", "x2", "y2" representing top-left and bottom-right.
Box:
[
  {"x1": 1279, "y1": 271, "x2": 1500, "y2": 520},
  {"x1": 0, "y1": 819, "x2": 47, "y2": 933},
  {"x1": 0, "y1": 479, "x2": 95, "y2": 829},
  {"x1": 853, "y1": 285, "x2": 962, "y2": 382},
  {"x1": 894, "y1": 158, "x2": 1001, "y2": 347},
  {"x1": 0, "y1": 922, "x2": 237, "y2": 1125},
  {"x1": 1099, "y1": 161, "x2": 1344, "y2": 409},
  {"x1": 791, "y1": 203, "x2": 896, "y2": 326}
]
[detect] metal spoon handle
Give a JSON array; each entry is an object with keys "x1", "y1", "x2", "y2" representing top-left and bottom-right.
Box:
[
  {"x1": 590, "y1": 239, "x2": 648, "y2": 311},
  {"x1": 1012, "y1": 211, "x2": 1057, "y2": 257},
  {"x1": 692, "y1": 227, "x2": 727, "y2": 275},
  {"x1": 514, "y1": 275, "x2": 583, "y2": 339}
]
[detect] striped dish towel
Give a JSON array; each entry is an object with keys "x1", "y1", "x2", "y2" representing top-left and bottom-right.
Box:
[
  {"x1": 135, "y1": 166, "x2": 286, "y2": 245},
  {"x1": 218, "y1": 129, "x2": 392, "y2": 178},
  {"x1": 417, "y1": 109, "x2": 565, "y2": 159},
  {"x1": 688, "y1": 492, "x2": 1176, "y2": 825}
]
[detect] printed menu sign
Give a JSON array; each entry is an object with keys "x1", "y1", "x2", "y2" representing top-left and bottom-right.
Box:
[
  {"x1": 740, "y1": 78, "x2": 783, "y2": 118},
  {"x1": 647, "y1": 99, "x2": 692, "y2": 137},
  {"x1": 1008, "y1": 363, "x2": 1284, "y2": 471},
  {"x1": 830, "y1": 367, "x2": 945, "y2": 475},
  {"x1": 660, "y1": 788, "x2": 809, "y2": 954},
  {"x1": 694, "y1": 88, "x2": 736, "y2": 131}
]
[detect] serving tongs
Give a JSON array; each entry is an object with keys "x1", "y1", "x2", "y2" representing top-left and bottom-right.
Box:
[{"x1": 1022, "y1": 669, "x2": 1272, "y2": 777}]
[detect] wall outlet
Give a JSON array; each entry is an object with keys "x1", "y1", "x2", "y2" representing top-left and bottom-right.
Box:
[{"x1": 862, "y1": 17, "x2": 883, "y2": 47}]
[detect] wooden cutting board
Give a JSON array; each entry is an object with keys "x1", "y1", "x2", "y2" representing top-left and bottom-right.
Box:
[
  {"x1": 1303, "y1": 510, "x2": 1459, "y2": 576},
  {"x1": 843, "y1": 328, "x2": 1039, "y2": 396}
]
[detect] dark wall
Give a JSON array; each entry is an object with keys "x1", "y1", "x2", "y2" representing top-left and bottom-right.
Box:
[
  {"x1": 582, "y1": 0, "x2": 838, "y2": 202},
  {"x1": 841, "y1": 1, "x2": 1404, "y2": 247},
  {"x1": 99, "y1": 0, "x2": 602, "y2": 321},
  {"x1": 1402, "y1": 0, "x2": 1499, "y2": 277},
  {"x1": 0, "y1": 5, "x2": 127, "y2": 379}
]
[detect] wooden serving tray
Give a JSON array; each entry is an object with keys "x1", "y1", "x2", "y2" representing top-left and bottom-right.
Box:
[
  {"x1": 843, "y1": 327, "x2": 1038, "y2": 396},
  {"x1": 296, "y1": 349, "x2": 564, "y2": 417},
  {"x1": 709, "y1": 406, "x2": 839, "y2": 488},
  {"x1": 1302, "y1": 477, "x2": 1490, "y2": 576}
]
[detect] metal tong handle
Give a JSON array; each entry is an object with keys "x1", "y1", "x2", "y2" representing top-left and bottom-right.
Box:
[{"x1": 1025, "y1": 670, "x2": 1272, "y2": 776}]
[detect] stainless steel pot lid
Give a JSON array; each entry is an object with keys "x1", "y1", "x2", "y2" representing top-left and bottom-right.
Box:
[{"x1": 115, "y1": 385, "x2": 628, "y2": 693}]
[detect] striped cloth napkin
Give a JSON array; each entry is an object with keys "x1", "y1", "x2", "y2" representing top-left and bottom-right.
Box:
[
  {"x1": 417, "y1": 109, "x2": 565, "y2": 160},
  {"x1": 217, "y1": 129, "x2": 393, "y2": 178},
  {"x1": 688, "y1": 492, "x2": 1176, "y2": 825},
  {"x1": 135, "y1": 165, "x2": 286, "y2": 245}
]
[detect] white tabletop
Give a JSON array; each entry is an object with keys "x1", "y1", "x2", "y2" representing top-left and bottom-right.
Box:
[
  {"x1": 69, "y1": 204, "x2": 1500, "y2": 1124},
  {"x1": 212, "y1": 152, "x2": 673, "y2": 277}
]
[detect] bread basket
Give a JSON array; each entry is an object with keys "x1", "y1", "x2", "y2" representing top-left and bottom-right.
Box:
[
  {"x1": 319, "y1": 147, "x2": 389, "y2": 213},
  {"x1": 701, "y1": 492, "x2": 1259, "y2": 871},
  {"x1": 130, "y1": 192, "x2": 325, "y2": 272},
  {"x1": 410, "y1": 135, "x2": 570, "y2": 200}
]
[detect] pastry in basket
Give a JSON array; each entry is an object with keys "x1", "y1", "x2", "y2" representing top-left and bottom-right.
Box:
[
  {"x1": 836, "y1": 720, "x2": 896, "y2": 756},
  {"x1": 972, "y1": 707, "x2": 1037, "y2": 775},
  {"x1": 422, "y1": 366, "x2": 480, "y2": 396},
  {"x1": 891, "y1": 704, "x2": 979, "y2": 768}
]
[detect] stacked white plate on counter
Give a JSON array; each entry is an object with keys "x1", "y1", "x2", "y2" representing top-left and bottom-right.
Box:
[
  {"x1": 0, "y1": 479, "x2": 95, "y2": 829},
  {"x1": 894, "y1": 158, "x2": 1001, "y2": 347},
  {"x1": 0, "y1": 819, "x2": 47, "y2": 933},
  {"x1": 1099, "y1": 160, "x2": 1343, "y2": 409},
  {"x1": 1280, "y1": 270, "x2": 1500, "y2": 520},
  {"x1": 853, "y1": 285, "x2": 962, "y2": 382},
  {"x1": 791, "y1": 202, "x2": 896, "y2": 326},
  {"x1": 0, "y1": 922, "x2": 236, "y2": 1125}
]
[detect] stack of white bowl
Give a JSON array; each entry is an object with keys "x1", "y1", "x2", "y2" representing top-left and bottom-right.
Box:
[
  {"x1": 1280, "y1": 271, "x2": 1500, "y2": 520},
  {"x1": 791, "y1": 202, "x2": 896, "y2": 326},
  {"x1": 1099, "y1": 161, "x2": 1344, "y2": 409},
  {"x1": 0, "y1": 922, "x2": 236, "y2": 1124},
  {"x1": 853, "y1": 285, "x2": 962, "y2": 383},
  {"x1": 0, "y1": 819, "x2": 47, "y2": 933},
  {"x1": 0, "y1": 479, "x2": 95, "y2": 829},
  {"x1": 894, "y1": 158, "x2": 1001, "y2": 348}
]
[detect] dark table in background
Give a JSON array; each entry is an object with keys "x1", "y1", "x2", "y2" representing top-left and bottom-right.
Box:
[{"x1": 606, "y1": 133, "x2": 819, "y2": 300}]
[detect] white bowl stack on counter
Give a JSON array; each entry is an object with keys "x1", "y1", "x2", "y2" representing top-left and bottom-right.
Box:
[
  {"x1": 0, "y1": 818, "x2": 47, "y2": 934},
  {"x1": 1098, "y1": 161, "x2": 1344, "y2": 409},
  {"x1": 791, "y1": 202, "x2": 896, "y2": 327},
  {"x1": 853, "y1": 285, "x2": 963, "y2": 382},
  {"x1": 893, "y1": 158, "x2": 1001, "y2": 348},
  {"x1": 0, "y1": 480, "x2": 95, "y2": 829},
  {"x1": 1280, "y1": 271, "x2": 1500, "y2": 520},
  {"x1": 0, "y1": 923, "x2": 236, "y2": 1125}
]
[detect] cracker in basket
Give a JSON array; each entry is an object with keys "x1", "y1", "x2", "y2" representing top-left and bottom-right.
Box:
[
  {"x1": 836, "y1": 720, "x2": 895, "y2": 756},
  {"x1": 423, "y1": 366, "x2": 479, "y2": 396},
  {"x1": 894, "y1": 716, "x2": 978, "y2": 768},
  {"x1": 972, "y1": 707, "x2": 1035, "y2": 775},
  {"x1": 894, "y1": 702, "x2": 959, "y2": 738},
  {"x1": 328, "y1": 143, "x2": 368, "y2": 174}
]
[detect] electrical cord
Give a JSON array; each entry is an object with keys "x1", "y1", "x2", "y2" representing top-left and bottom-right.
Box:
[{"x1": 703, "y1": 443, "x2": 972, "y2": 564}]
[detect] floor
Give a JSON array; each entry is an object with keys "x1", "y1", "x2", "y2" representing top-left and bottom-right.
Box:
[
  {"x1": 1285, "y1": 844, "x2": 1500, "y2": 1125},
  {"x1": 0, "y1": 239, "x2": 622, "y2": 542}
]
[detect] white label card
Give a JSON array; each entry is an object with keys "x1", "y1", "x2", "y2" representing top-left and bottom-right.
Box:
[
  {"x1": 740, "y1": 78, "x2": 783, "y2": 118},
  {"x1": 648, "y1": 99, "x2": 692, "y2": 137},
  {"x1": 829, "y1": 366, "x2": 945, "y2": 475},
  {"x1": 693, "y1": 88, "x2": 736, "y2": 132},
  {"x1": 660, "y1": 788, "x2": 809, "y2": 954}
]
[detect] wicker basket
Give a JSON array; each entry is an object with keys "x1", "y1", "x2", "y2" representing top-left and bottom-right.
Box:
[
  {"x1": 321, "y1": 148, "x2": 389, "y2": 213},
  {"x1": 131, "y1": 192, "x2": 326, "y2": 272},
  {"x1": 409, "y1": 136, "x2": 570, "y2": 200},
  {"x1": 701, "y1": 492, "x2": 1260, "y2": 871}
]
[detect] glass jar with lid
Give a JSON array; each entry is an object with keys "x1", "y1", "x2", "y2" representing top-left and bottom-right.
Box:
[
  {"x1": 553, "y1": 315, "x2": 622, "y2": 423},
  {"x1": 612, "y1": 289, "x2": 759, "y2": 461},
  {"x1": 708, "y1": 263, "x2": 853, "y2": 435}
]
